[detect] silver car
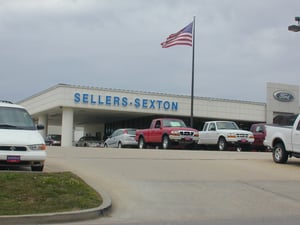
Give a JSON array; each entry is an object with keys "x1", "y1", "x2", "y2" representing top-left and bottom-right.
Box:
[
  {"x1": 76, "y1": 136, "x2": 101, "y2": 147},
  {"x1": 104, "y1": 128, "x2": 137, "y2": 148}
]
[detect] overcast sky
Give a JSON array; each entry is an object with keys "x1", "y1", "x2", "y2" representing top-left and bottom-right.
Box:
[{"x1": 1, "y1": 0, "x2": 299, "y2": 103}]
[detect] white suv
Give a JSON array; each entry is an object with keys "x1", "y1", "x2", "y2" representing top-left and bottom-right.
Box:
[{"x1": 0, "y1": 101, "x2": 46, "y2": 171}]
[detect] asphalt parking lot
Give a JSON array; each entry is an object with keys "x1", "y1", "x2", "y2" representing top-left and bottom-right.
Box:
[{"x1": 45, "y1": 147, "x2": 300, "y2": 225}]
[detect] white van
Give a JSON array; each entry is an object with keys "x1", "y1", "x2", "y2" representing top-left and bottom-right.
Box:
[{"x1": 0, "y1": 101, "x2": 46, "y2": 171}]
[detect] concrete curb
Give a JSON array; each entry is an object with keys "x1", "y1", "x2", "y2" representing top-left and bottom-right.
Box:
[{"x1": 0, "y1": 187, "x2": 112, "y2": 225}]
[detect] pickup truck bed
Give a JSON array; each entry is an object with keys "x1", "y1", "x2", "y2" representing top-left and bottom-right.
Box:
[{"x1": 263, "y1": 114, "x2": 300, "y2": 163}]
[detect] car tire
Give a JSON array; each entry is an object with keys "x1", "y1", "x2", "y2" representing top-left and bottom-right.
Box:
[
  {"x1": 162, "y1": 135, "x2": 170, "y2": 149},
  {"x1": 273, "y1": 143, "x2": 288, "y2": 164},
  {"x1": 218, "y1": 137, "x2": 227, "y2": 151},
  {"x1": 138, "y1": 137, "x2": 145, "y2": 149},
  {"x1": 118, "y1": 142, "x2": 123, "y2": 148},
  {"x1": 31, "y1": 165, "x2": 44, "y2": 172}
]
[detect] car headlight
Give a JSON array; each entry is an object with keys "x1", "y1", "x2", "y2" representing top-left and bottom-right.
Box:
[
  {"x1": 29, "y1": 144, "x2": 47, "y2": 150},
  {"x1": 227, "y1": 134, "x2": 237, "y2": 138},
  {"x1": 170, "y1": 130, "x2": 180, "y2": 136}
]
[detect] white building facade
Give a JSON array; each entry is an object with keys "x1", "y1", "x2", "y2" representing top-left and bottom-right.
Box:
[{"x1": 18, "y1": 82, "x2": 299, "y2": 147}]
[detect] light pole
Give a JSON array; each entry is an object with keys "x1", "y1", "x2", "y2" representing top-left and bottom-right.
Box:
[{"x1": 288, "y1": 17, "x2": 300, "y2": 32}]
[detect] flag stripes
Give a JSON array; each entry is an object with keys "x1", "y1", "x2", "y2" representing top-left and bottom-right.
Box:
[{"x1": 161, "y1": 22, "x2": 193, "y2": 48}]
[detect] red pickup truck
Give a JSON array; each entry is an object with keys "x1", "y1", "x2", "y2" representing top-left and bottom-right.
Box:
[{"x1": 135, "y1": 118, "x2": 199, "y2": 149}]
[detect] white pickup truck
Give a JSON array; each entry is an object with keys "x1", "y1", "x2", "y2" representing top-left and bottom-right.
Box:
[
  {"x1": 263, "y1": 114, "x2": 300, "y2": 164},
  {"x1": 198, "y1": 121, "x2": 254, "y2": 151}
]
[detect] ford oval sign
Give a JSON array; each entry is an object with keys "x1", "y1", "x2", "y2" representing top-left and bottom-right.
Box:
[{"x1": 273, "y1": 91, "x2": 294, "y2": 102}]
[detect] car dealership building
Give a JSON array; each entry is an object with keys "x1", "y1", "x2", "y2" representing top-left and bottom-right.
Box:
[{"x1": 19, "y1": 82, "x2": 299, "y2": 147}]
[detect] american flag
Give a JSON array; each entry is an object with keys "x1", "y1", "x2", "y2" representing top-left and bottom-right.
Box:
[{"x1": 161, "y1": 22, "x2": 193, "y2": 48}]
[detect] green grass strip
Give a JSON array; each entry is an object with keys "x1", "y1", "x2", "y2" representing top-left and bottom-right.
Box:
[{"x1": 0, "y1": 171, "x2": 102, "y2": 215}]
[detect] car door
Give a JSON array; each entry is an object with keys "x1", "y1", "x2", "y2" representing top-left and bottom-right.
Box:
[
  {"x1": 200, "y1": 123, "x2": 217, "y2": 144},
  {"x1": 199, "y1": 123, "x2": 209, "y2": 144},
  {"x1": 151, "y1": 120, "x2": 162, "y2": 143},
  {"x1": 114, "y1": 130, "x2": 123, "y2": 146},
  {"x1": 106, "y1": 130, "x2": 116, "y2": 147},
  {"x1": 253, "y1": 125, "x2": 265, "y2": 146},
  {"x1": 77, "y1": 137, "x2": 84, "y2": 146},
  {"x1": 206, "y1": 123, "x2": 219, "y2": 144},
  {"x1": 110, "y1": 130, "x2": 119, "y2": 147}
]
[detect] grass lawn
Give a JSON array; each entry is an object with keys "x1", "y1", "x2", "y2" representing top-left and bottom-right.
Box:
[{"x1": 0, "y1": 171, "x2": 102, "y2": 215}]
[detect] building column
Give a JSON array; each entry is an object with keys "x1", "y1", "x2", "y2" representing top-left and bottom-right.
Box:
[
  {"x1": 61, "y1": 107, "x2": 74, "y2": 147},
  {"x1": 38, "y1": 114, "x2": 48, "y2": 139}
]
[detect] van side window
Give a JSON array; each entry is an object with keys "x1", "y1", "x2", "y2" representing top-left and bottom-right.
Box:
[{"x1": 297, "y1": 121, "x2": 300, "y2": 131}]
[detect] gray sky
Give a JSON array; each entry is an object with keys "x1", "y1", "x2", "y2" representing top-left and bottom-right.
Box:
[{"x1": 1, "y1": 0, "x2": 299, "y2": 103}]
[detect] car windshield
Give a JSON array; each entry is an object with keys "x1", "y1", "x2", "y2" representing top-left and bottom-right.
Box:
[
  {"x1": 163, "y1": 119, "x2": 186, "y2": 127},
  {"x1": 0, "y1": 107, "x2": 36, "y2": 130},
  {"x1": 85, "y1": 137, "x2": 99, "y2": 141},
  {"x1": 49, "y1": 135, "x2": 61, "y2": 141},
  {"x1": 216, "y1": 121, "x2": 239, "y2": 130}
]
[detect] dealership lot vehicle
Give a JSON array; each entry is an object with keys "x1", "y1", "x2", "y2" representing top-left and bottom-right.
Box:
[
  {"x1": 198, "y1": 121, "x2": 254, "y2": 151},
  {"x1": 264, "y1": 114, "x2": 300, "y2": 164},
  {"x1": 0, "y1": 101, "x2": 46, "y2": 171},
  {"x1": 45, "y1": 134, "x2": 61, "y2": 146},
  {"x1": 76, "y1": 136, "x2": 101, "y2": 147},
  {"x1": 250, "y1": 123, "x2": 268, "y2": 151},
  {"x1": 104, "y1": 128, "x2": 137, "y2": 148},
  {"x1": 136, "y1": 118, "x2": 199, "y2": 149}
]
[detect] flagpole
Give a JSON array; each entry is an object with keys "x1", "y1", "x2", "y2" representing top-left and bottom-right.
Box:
[{"x1": 190, "y1": 16, "x2": 196, "y2": 127}]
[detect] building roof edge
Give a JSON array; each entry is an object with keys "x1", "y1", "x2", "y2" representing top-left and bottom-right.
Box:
[{"x1": 17, "y1": 83, "x2": 266, "y2": 106}]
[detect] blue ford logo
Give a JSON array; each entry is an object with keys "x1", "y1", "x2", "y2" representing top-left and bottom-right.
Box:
[{"x1": 273, "y1": 91, "x2": 294, "y2": 102}]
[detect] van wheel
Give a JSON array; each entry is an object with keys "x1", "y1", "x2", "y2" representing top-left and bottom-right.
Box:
[
  {"x1": 218, "y1": 137, "x2": 227, "y2": 151},
  {"x1": 31, "y1": 165, "x2": 44, "y2": 172},
  {"x1": 273, "y1": 143, "x2": 288, "y2": 164},
  {"x1": 138, "y1": 137, "x2": 145, "y2": 149}
]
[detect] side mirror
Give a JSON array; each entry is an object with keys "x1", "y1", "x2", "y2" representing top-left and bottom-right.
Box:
[{"x1": 37, "y1": 124, "x2": 44, "y2": 130}]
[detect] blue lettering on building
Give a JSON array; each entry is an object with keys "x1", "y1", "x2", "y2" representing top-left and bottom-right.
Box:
[
  {"x1": 82, "y1": 93, "x2": 89, "y2": 103},
  {"x1": 122, "y1": 97, "x2": 128, "y2": 106},
  {"x1": 134, "y1": 98, "x2": 140, "y2": 108},
  {"x1": 74, "y1": 92, "x2": 178, "y2": 111}
]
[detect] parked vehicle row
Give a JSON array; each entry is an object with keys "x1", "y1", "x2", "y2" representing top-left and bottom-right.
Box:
[{"x1": 44, "y1": 118, "x2": 274, "y2": 152}]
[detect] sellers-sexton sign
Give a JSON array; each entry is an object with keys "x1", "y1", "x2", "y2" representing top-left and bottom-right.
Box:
[{"x1": 74, "y1": 92, "x2": 179, "y2": 111}]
